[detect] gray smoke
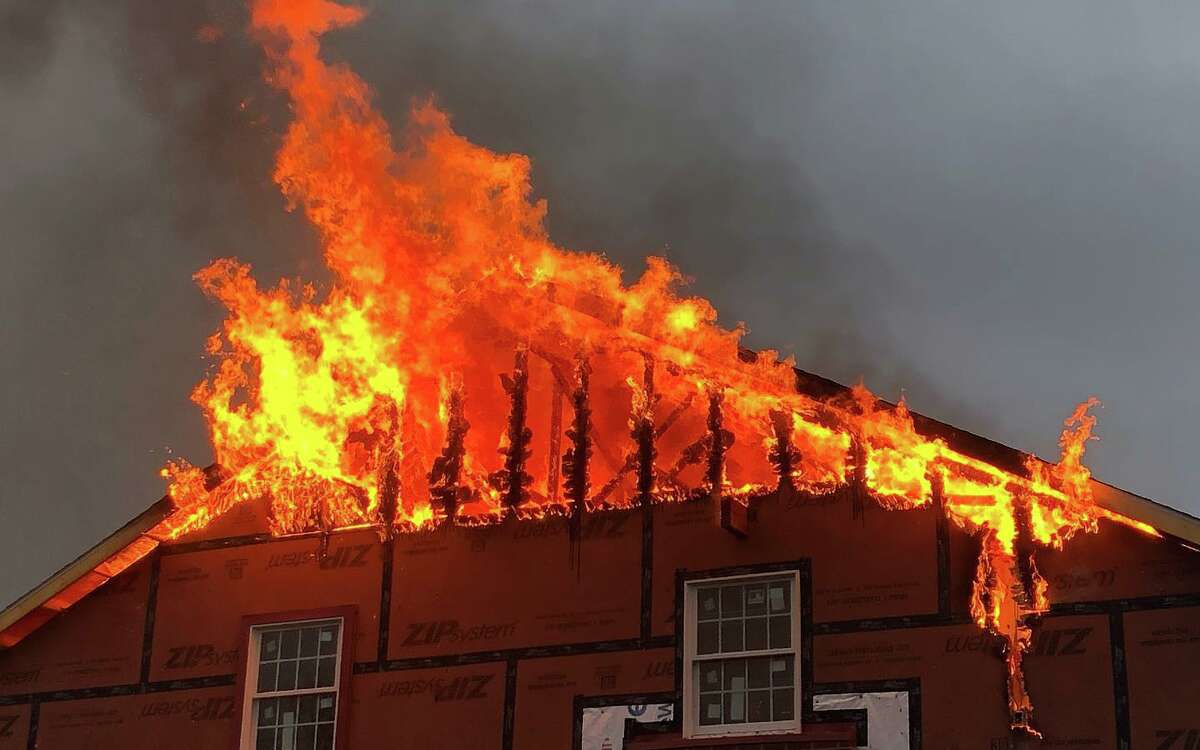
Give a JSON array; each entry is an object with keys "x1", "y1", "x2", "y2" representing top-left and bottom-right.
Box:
[{"x1": 3, "y1": 0, "x2": 1199, "y2": 606}]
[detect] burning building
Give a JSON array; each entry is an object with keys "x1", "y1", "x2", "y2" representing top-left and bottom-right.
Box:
[{"x1": 2, "y1": 0, "x2": 1199, "y2": 747}]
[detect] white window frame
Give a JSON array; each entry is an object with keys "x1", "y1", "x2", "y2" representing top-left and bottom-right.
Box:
[
  {"x1": 238, "y1": 617, "x2": 345, "y2": 750},
  {"x1": 682, "y1": 570, "x2": 802, "y2": 738}
]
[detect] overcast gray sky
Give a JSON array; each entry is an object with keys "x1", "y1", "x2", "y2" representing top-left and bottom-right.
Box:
[{"x1": 2, "y1": 0, "x2": 1198, "y2": 605}]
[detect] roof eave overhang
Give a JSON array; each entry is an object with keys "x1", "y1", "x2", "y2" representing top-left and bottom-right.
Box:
[
  {"x1": 0, "y1": 497, "x2": 173, "y2": 650},
  {"x1": 1092, "y1": 480, "x2": 1200, "y2": 548}
]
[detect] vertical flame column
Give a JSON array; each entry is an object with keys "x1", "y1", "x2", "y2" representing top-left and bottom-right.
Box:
[
  {"x1": 1005, "y1": 492, "x2": 1047, "y2": 737},
  {"x1": 968, "y1": 500, "x2": 1044, "y2": 739}
]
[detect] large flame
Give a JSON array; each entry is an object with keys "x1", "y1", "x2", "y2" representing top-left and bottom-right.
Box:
[
  {"x1": 145, "y1": 0, "x2": 1162, "y2": 735},
  {"x1": 156, "y1": 0, "x2": 1162, "y2": 575}
]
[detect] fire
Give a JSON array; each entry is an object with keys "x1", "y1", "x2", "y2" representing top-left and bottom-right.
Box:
[{"x1": 135, "y1": 0, "x2": 1161, "y2": 737}]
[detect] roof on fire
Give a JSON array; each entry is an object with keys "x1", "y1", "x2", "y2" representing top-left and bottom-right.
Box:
[{"x1": 2, "y1": 366, "x2": 1199, "y2": 651}]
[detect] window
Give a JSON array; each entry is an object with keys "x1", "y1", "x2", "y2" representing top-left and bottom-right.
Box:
[
  {"x1": 240, "y1": 618, "x2": 343, "y2": 750},
  {"x1": 683, "y1": 572, "x2": 801, "y2": 737}
]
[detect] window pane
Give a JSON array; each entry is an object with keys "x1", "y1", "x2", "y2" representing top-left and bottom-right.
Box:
[
  {"x1": 297, "y1": 658, "x2": 317, "y2": 690},
  {"x1": 256, "y1": 728, "x2": 275, "y2": 750},
  {"x1": 317, "y1": 656, "x2": 337, "y2": 688},
  {"x1": 296, "y1": 724, "x2": 316, "y2": 750},
  {"x1": 699, "y1": 692, "x2": 723, "y2": 726},
  {"x1": 277, "y1": 660, "x2": 298, "y2": 691},
  {"x1": 745, "y1": 584, "x2": 767, "y2": 616},
  {"x1": 278, "y1": 696, "x2": 298, "y2": 727},
  {"x1": 747, "y1": 689, "x2": 772, "y2": 723},
  {"x1": 262, "y1": 631, "x2": 281, "y2": 661},
  {"x1": 747, "y1": 657, "x2": 770, "y2": 689},
  {"x1": 277, "y1": 725, "x2": 295, "y2": 750},
  {"x1": 767, "y1": 581, "x2": 790, "y2": 613},
  {"x1": 697, "y1": 622, "x2": 719, "y2": 655},
  {"x1": 298, "y1": 694, "x2": 317, "y2": 724},
  {"x1": 769, "y1": 615, "x2": 791, "y2": 649},
  {"x1": 316, "y1": 724, "x2": 335, "y2": 750},
  {"x1": 257, "y1": 698, "x2": 278, "y2": 727},
  {"x1": 317, "y1": 694, "x2": 336, "y2": 723},
  {"x1": 318, "y1": 625, "x2": 338, "y2": 655},
  {"x1": 772, "y1": 687, "x2": 795, "y2": 720},
  {"x1": 300, "y1": 628, "x2": 319, "y2": 658},
  {"x1": 745, "y1": 617, "x2": 768, "y2": 651},
  {"x1": 720, "y1": 586, "x2": 743, "y2": 618},
  {"x1": 720, "y1": 620, "x2": 743, "y2": 653},
  {"x1": 722, "y1": 659, "x2": 745, "y2": 692},
  {"x1": 698, "y1": 661, "x2": 722, "y2": 692},
  {"x1": 258, "y1": 661, "x2": 278, "y2": 692},
  {"x1": 723, "y1": 692, "x2": 746, "y2": 724},
  {"x1": 280, "y1": 629, "x2": 300, "y2": 659},
  {"x1": 697, "y1": 588, "x2": 720, "y2": 621},
  {"x1": 770, "y1": 655, "x2": 794, "y2": 688}
]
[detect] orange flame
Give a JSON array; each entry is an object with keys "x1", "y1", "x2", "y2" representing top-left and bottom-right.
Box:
[
  {"x1": 153, "y1": 2, "x2": 1163, "y2": 732},
  {"x1": 160, "y1": 0, "x2": 1154, "y2": 556}
]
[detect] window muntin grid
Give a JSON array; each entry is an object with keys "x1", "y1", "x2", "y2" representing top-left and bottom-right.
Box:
[
  {"x1": 696, "y1": 655, "x2": 796, "y2": 726},
  {"x1": 244, "y1": 619, "x2": 342, "y2": 750},
  {"x1": 254, "y1": 693, "x2": 337, "y2": 750},
  {"x1": 695, "y1": 579, "x2": 792, "y2": 655},
  {"x1": 686, "y1": 574, "x2": 799, "y2": 737},
  {"x1": 256, "y1": 621, "x2": 340, "y2": 694}
]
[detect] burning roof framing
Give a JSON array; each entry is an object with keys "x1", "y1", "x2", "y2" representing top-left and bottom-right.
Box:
[
  {"x1": 9, "y1": 341, "x2": 1192, "y2": 663},
  {"x1": 3, "y1": 0, "x2": 1200, "y2": 742},
  {"x1": 136, "y1": 0, "x2": 1164, "y2": 588},
  {"x1": 3, "y1": 361, "x2": 1198, "y2": 739}
]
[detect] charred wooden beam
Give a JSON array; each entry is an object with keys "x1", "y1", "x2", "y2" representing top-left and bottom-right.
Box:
[
  {"x1": 592, "y1": 456, "x2": 633, "y2": 506},
  {"x1": 563, "y1": 361, "x2": 592, "y2": 572},
  {"x1": 665, "y1": 436, "x2": 709, "y2": 485},
  {"x1": 1012, "y1": 493, "x2": 1038, "y2": 610},
  {"x1": 850, "y1": 435, "x2": 868, "y2": 520},
  {"x1": 769, "y1": 409, "x2": 797, "y2": 495},
  {"x1": 316, "y1": 496, "x2": 333, "y2": 561},
  {"x1": 632, "y1": 357, "x2": 657, "y2": 507},
  {"x1": 429, "y1": 381, "x2": 469, "y2": 526},
  {"x1": 491, "y1": 349, "x2": 533, "y2": 516},
  {"x1": 656, "y1": 391, "x2": 696, "y2": 439},
  {"x1": 593, "y1": 390, "x2": 698, "y2": 503},
  {"x1": 373, "y1": 397, "x2": 402, "y2": 536},
  {"x1": 378, "y1": 451, "x2": 400, "y2": 535},
  {"x1": 563, "y1": 361, "x2": 592, "y2": 517},
  {"x1": 705, "y1": 390, "x2": 744, "y2": 537},
  {"x1": 705, "y1": 390, "x2": 726, "y2": 499},
  {"x1": 633, "y1": 416, "x2": 657, "y2": 505}
]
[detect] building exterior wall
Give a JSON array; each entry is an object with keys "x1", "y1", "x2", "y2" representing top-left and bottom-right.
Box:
[{"x1": 2, "y1": 486, "x2": 1199, "y2": 749}]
